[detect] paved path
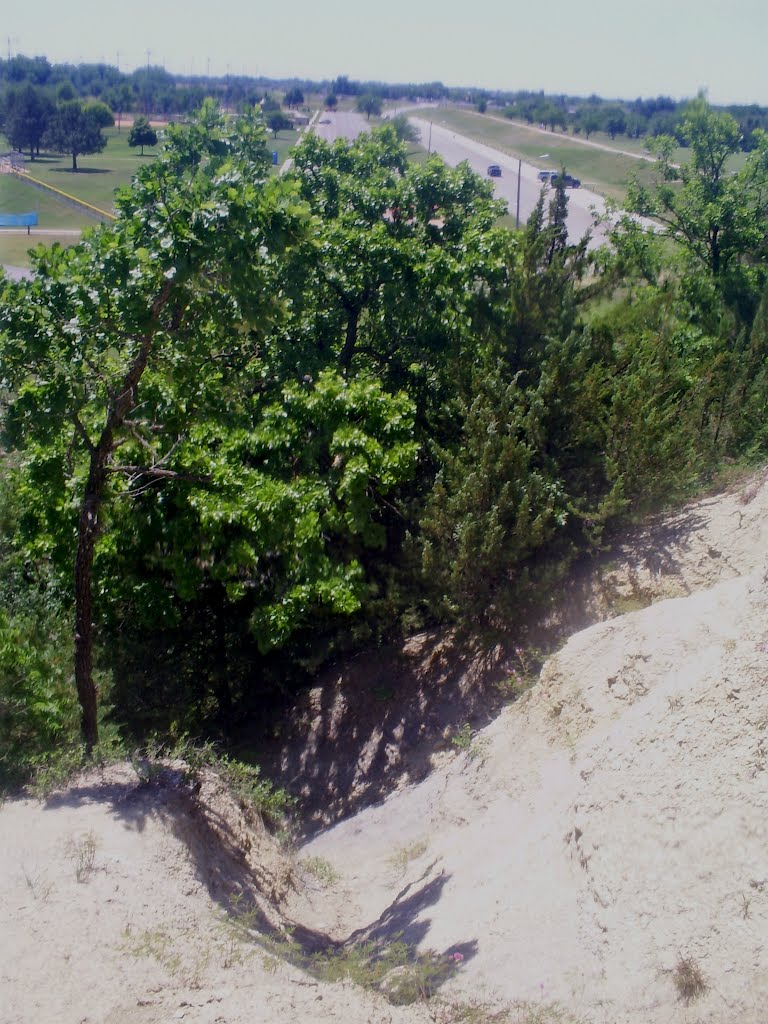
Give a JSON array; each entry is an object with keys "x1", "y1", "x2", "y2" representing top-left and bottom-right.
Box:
[
  {"x1": 0, "y1": 227, "x2": 82, "y2": 236},
  {"x1": 2, "y1": 265, "x2": 32, "y2": 280}
]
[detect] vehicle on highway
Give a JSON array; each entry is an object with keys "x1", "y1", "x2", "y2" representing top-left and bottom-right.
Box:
[
  {"x1": 537, "y1": 169, "x2": 557, "y2": 182},
  {"x1": 550, "y1": 173, "x2": 581, "y2": 188},
  {"x1": 487, "y1": 164, "x2": 502, "y2": 177}
]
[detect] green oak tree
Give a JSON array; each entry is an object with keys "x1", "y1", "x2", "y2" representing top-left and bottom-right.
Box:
[
  {"x1": 284, "y1": 87, "x2": 304, "y2": 108},
  {"x1": 356, "y1": 93, "x2": 383, "y2": 120},
  {"x1": 1, "y1": 83, "x2": 55, "y2": 160},
  {"x1": 42, "y1": 101, "x2": 107, "y2": 171},
  {"x1": 284, "y1": 126, "x2": 510, "y2": 417},
  {"x1": 127, "y1": 115, "x2": 157, "y2": 155},
  {"x1": 0, "y1": 102, "x2": 417, "y2": 748},
  {"x1": 266, "y1": 111, "x2": 293, "y2": 138},
  {"x1": 625, "y1": 97, "x2": 768, "y2": 321},
  {"x1": 389, "y1": 113, "x2": 420, "y2": 144}
]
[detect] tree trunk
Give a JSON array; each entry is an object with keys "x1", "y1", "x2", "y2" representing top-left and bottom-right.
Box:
[
  {"x1": 74, "y1": 452, "x2": 109, "y2": 750},
  {"x1": 339, "y1": 307, "x2": 359, "y2": 372},
  {"x1": 72, "y1": 152, "x2": 78, "y2": 172},
  {"x1": 72, "y1": 280, "x2": 174, "y2": 750}
]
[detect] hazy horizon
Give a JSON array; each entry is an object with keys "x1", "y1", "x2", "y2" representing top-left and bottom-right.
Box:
[{"x1": 5, "y1": 0, "x2": 767, "y2": 107}]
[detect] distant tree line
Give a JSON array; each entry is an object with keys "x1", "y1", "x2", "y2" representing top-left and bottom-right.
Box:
[
  {"x1": 2, "y1": 55, "x2": 766, "y2": 151},
  {"x1": 0, "y1": 83, "x2": 112, "y2": 169}
]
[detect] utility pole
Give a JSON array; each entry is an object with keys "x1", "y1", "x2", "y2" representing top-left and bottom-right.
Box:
[
  {"x1": 515, "y1": 157, "x2": 522, "y2": 229},
  {"x1": 116, "y1": 50, "x2": 122, "y2": 131},
  {"x1": 144, "y1": 50, "x2": 152, "y2": 116}
]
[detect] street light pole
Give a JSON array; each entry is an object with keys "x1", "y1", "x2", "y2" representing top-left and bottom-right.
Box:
[{"x1": 515, "y1": 157, "x2": 522, "y2": 229}]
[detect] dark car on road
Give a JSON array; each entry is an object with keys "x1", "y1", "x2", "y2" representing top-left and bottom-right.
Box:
[
  {"x1": 487, "y1": 164, "x2": 502, "y2": 177},
  {"x1": 550, "y1": 173, "x2": 581, "y2": 188}
]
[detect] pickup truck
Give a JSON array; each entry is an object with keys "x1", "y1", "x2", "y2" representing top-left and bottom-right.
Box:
[{"x1": 550, "y1": 173, "x2": 581, "y2": 189}]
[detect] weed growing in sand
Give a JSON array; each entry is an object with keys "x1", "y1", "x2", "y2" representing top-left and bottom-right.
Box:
[
  {"x1": 451, "y1": 724, "x2": 489, "y2": 762},
  {"x1": 230, "y1": 893, "x2": 463, "y2": 1008},
  {"x1": 170, "y1": 739, "x2": 296, "y2": 829},
  {"x1": 387, "y1": 838, "x2": 429, "y2": 874},
  {"x1": 309, "y1": 939, "x2": 460, "y2": 1005},
  {"x1": 428, "y1": 999, "x2": 513, "y2": 1022},
  {"x1": 452, "y1": 723, "x2": 473, "y2": 751},
  {"x1": 495, "y1": 646, "x2": 546, "y2": 704},
  {"x1": 22, "y1": 865, "x2": 53, "y2": 901},
  {"x1": 672, "y1": 954, "x2": 707, "y2": 1004},
  {"x1": 122, "y1": 926, "x2": 183, "y2": 975},
  {"x1": 739, "y1": 892, "x2": 752, "y2": 919},
  {"x1": 65, "y1": 831, "x2": 98, "y2": 882},
  {"x1": 300, "y1": 856, "x2": 341, "y2": 886}
]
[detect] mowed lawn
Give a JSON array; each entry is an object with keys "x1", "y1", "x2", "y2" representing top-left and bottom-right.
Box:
[
  {"x1": 23, "y1": 122, "x2": 306, "y2": 213},
  {"x1": 1, "y1": 119, "x2": 307, "y2": 267},
  {"x1": 0, "y1": 230, "x2": 84, "y2": 269},
  {"x1": 418, "y1": 107, "x2": 662, "y2": 201},
  {"x1": 17, "y1": 127, "x2": 160, "y2": 215}
]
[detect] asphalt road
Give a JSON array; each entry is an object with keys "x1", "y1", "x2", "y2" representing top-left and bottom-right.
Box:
[
  {"x1": 311, "y1": 110, "x2": 655, "y2": 248},
  {"x1": 312, "y1": 110, "x2": 371, "y2": 144}
]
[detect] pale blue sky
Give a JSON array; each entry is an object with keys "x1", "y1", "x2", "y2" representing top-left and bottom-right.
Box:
[{"x1": 6, "y1": 0, "x2": 767, "y2": 105}]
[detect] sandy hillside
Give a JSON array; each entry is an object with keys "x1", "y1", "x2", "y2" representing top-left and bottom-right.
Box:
[{"x1": 2, "y1": 471, "x2": 768, "y2": 1024}]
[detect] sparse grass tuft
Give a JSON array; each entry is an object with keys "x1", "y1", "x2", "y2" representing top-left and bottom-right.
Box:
[
  {"x1": 672, "y1": 954, "x2": 707, "y2": 1004},
  {"x1": 300, "y1": 856, "x2": 341, "y2": 886},
  {"x1": 22, "y1": 865, "x2": 54, "y2": 901},
  {"x1": 387, "y1": 838, "x2": 429, "y2": 874},
  {"x1": 65, "y1": 831, "x2": 98, "y2": 883},
  {"x1": 167, "y1": 737, "x2": 297, "y2": 829}
]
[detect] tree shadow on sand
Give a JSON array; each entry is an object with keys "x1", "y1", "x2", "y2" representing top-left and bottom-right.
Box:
[{"x1": 41, "y1": 763, "x2": 476, "y2": 1002}]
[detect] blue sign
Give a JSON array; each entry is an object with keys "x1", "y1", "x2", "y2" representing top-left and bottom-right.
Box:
[{"x1": 0, "y1": 211, "x2": 38, "y2": 228}]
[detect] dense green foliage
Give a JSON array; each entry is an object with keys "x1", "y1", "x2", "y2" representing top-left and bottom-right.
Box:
[
  {"x1": 127, "y1": 115, "x2": 157, "y2": 155},
  {"x1": 1, "y1": 98, "x2": 766, "y2": 784}
]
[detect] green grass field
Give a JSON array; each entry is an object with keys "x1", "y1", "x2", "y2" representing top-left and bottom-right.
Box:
[
  {"x1": 18, "y1": 127, "x2": 159, "y2": 214},
  {"x1": 416, "y1": 107, "x2": 749, "y2": 201},
  {"x1": 418, "y1": 107, "x2": 662, "y2": 202},
  {"x1": 0, "y1": 231, "x2": 83, "y2": 269},
  {"x1": 0, "y1": 174, "x2": 92, "y2": 229},
  {"x1": 1, "y1": 120, "x2": 309, "y2": 267}
]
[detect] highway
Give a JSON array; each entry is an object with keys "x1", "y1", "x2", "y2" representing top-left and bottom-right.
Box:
[
  {"x1": 312, "y1": 109, "x2": 371, "y2": 144},
  {"x1": 309, "y1": 109, "x2": 656, "y2": 247},
  {"x1": 408, "y1": 116, "x2": 609, "y2": 246}
]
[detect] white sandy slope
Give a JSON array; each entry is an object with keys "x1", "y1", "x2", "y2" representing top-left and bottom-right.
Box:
[{"x1": 2, "y1": 471, "x2": 768, "y2": 1024}]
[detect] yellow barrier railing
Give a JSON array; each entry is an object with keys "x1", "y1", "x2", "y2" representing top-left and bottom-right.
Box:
[{"x1": 11, "y1": 168, "x2": 117, "y2": 221}]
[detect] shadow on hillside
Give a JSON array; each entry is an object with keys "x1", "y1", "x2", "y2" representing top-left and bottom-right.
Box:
[
  {"x1": 258, "y1": 633, "x2": 512, "y2": 839},
  {"x1": 42, "y1": 771, "x2": 168, "y2": 833},
  {"x1": 256, "y1": 505, "x2": 714, "y2": 838},
  {"x1": 42, "y1": 764, "x2": 473, "y2": 995},
  {"x1": 546, "y1": 507, "x2": 709, "y2": 639}
]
